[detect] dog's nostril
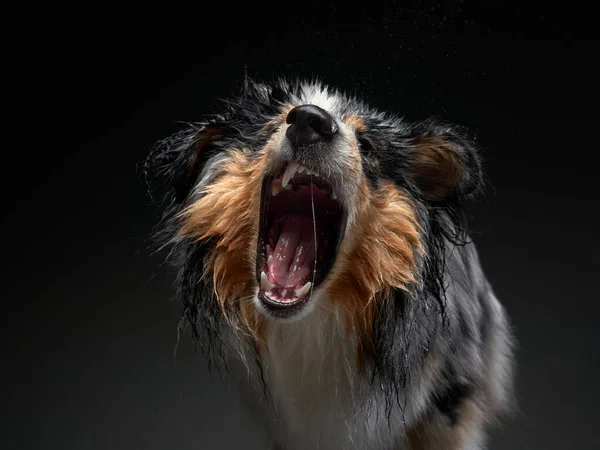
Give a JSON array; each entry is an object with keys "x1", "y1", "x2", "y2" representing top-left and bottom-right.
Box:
[{"x1": 285, "y1": 104, "x2": 338, "y2": 148}]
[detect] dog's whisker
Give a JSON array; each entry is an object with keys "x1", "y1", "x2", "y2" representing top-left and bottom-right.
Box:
[{"x1": 309, "y1": 173, "x2": 317, "y2": 302}]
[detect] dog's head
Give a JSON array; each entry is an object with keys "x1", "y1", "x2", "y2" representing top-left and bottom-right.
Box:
[{"x1": 145, "y1": 78, "x2": 482, "y2": 347}]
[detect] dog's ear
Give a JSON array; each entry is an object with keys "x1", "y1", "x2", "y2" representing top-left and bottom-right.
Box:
[
  {"x1": 408, "y1": 121, "x2": 483, "y2": 202},
  {"x1": 144, "y1": 123, "x2": 224, "y2": 203}
]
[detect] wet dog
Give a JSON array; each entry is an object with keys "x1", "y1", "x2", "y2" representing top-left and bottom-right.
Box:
[{"x1": 144, "y1": 78, "x2": 515, "y2": 449}]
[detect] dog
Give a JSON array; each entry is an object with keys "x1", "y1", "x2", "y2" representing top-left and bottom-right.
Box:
[{"x1": 144, "y1": 77, "x2": 515, "y2": 449}]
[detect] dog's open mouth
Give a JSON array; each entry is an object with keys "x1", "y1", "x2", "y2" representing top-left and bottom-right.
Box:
[{"x1": 256, "y1": 162, "x2": 347, "y2": 318}]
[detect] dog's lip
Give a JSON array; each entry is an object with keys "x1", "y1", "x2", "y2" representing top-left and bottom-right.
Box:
[
  {"x1": 257, "y1": 290, "x2": 311, "y2": 318},
  {"x1": 257, "y1": 289, "x2": 308, "y2": 307}
]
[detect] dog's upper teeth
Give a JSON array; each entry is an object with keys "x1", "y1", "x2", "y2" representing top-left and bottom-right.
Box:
[
  {"x1": 295, "y1": 281, "x2": 312, "y2": 298},
  {"x1": 261, "y1": 272, "x2": 274, "y2": 291},
  {"x1": 282, "y1": 162, "x2": 299, "y2": 188},
  {"x1": 297, "y1": 166, "x2": 305, "y2": 173},
  {"x1": 332, "y1": 191, "x2": 337, "y2": 200}
]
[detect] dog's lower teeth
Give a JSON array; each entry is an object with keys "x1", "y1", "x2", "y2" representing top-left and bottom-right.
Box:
[{"x1": 295, "y1": 281, "x2": 312, "y2": 298}]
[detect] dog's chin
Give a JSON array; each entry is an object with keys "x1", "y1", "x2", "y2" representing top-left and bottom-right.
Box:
[
  {"x1": 255, "y1": 162, "x2": 347, "y2": 320},
  {"x1": 254, "y1": 287, "x2": 320, "y2": 321}
]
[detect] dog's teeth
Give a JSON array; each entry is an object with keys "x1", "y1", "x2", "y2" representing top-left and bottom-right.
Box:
[
  {"x1": 306, "y1": 169, "x2": 312, "y2": 176},
  {"x1": 283, "y1": 183, "x2": 292, "y2": 190},
  {"x1": 297, "y1": 166, "x2": 305, "y2": 173},
  {"x1": 261, "y1": 272, "x2": 274, "y2": 291},
  {"x1": 265, "y1": 291, "x2": 276, "y2": 301},
  {"x1": 282, "y1": 162, "x2": 299, "y2": 188},
  {"x1": 295, "y1": 281, "x2": 312, "y2": 298},
  {"x1": 272, "y1": 184, "x2": 282, "y2": 196},
  {"x1": 332, "y1": 191, "x2": 337, "y2": 200}
]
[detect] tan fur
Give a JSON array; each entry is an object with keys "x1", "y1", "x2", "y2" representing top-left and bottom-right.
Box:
[
  {"x1": 177, "y1": 149, "x2": 266, "y2": 339},
  {"x1": 343, "y1": 113, "x2": 367, "y2": 133},
  {"x1": 324, "y1": 180, "x2": 422, "y2": 361},
  {"x1": 411, "y1": 136, "x2": 463, "y2": 201},
  {"x1": 177, "y1": 122, "x2": 423, "y2": 361}
]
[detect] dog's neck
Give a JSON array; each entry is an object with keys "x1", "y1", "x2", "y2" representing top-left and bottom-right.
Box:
[
  {"x1": 260, "y1": 297, "x2": 361, "y2": 420},
  {"x1": 227, "y1": 294, "x2": 412, "y2": 448}
]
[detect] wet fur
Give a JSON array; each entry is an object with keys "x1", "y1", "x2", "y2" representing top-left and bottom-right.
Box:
[{"x1": 144, "y1": 77, "x2": 515, "y2": 449}]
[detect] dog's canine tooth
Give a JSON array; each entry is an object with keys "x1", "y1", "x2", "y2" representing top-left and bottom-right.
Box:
[
  {"x1": 261, "y1": 272, "x2": 274, "y2": 291},
  {"x1": 295, "y1": 281, "x2": 312, "y2": 298},
  {"x1": 282, "y1": 162, "x2": 299, "y2": 188}
]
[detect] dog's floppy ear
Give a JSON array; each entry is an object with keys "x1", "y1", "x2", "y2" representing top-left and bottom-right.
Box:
[
  {"x1": 144, "y1": 123, "x2": 224, "y2": 203},
  {"x1": 408, "y1": 120, "x2": 483, "y2": 202}
]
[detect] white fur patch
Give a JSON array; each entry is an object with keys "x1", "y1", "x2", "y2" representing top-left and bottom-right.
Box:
[
  {"x1": 229, "y1": 296, "x2": 424, "y2": 450},
  {"x1": 297, "y1": 83, "x2": 344, "y2": 115}
]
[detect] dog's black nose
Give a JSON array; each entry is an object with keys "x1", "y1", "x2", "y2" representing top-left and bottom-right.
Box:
[{"x1": 285, "y1": 104, "x2": 338, "y2": 148}]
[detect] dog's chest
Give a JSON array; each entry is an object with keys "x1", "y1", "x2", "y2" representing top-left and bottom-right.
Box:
[
  {"x1": 263, "y1": 314, "x2": 356, "y2": 447},
  {"x1": 255, "y1": 308, "x2": 397, "y2": 449}
]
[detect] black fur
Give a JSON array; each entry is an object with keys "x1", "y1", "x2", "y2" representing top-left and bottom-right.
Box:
[{"x1": 435, "y1": 377, "x2": 475, "y2": 426}]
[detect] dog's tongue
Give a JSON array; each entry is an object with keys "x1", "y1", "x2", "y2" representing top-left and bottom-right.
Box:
[{"x1": 267, "y1": 214, "x2": 316, "y2": 288}]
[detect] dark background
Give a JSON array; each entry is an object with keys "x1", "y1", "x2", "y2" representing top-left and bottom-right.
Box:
[{"x1": 6, "y1": 2, "x2": 600, "y2": 449}]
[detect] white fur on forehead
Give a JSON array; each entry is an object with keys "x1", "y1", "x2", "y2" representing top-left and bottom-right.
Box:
[{"x1": 290, "y1": 81, "x2": 345, "y2": 115}]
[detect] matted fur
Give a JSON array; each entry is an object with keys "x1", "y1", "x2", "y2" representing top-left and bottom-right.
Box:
[
  {"x1": 175, "y1": 144, "x2": 423, "y2": 357},
  {"x1": 143, "y1": 76, "x2": 515, "y2": 450},
  {"x1": 326, "y1": 180, "x2": 422, "y2": 361},
  {"x1": 177, "y1": 149, "x2": 265, "y2": 337}
]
